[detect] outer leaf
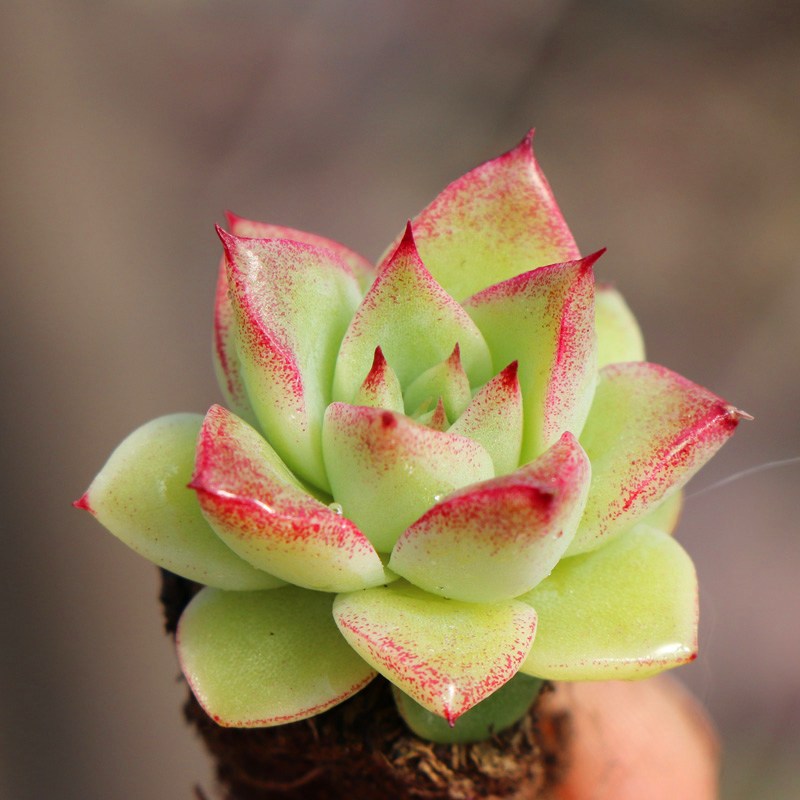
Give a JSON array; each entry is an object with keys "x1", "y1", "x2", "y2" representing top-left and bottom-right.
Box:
[
  {"x1": 351, "y1": 346, "x2": 404, "y2": 413},
  {"x1": 219, "y1": 230, "x2": 362, "y2": 491},
  {"x1": 212, "y1": 216, "x2": 374, "y2": 423},
  {"x1": 334, "y1": 582, "x2": 537, "y2": 723},
  {"x1": 519, "y1": 525, "x2": 698, "y2": 680},
  {"x1": 323, "y1": 404, "x2": 495, "y2": 552},
  {"x1": 191, "y1": 406, "x2": 387, "y2": 593},
  {"x1": 392, "y1": 674, "x2": 543, "y2": 744},
  {"x1": 178, "y1": 586, "x2": 376, "y2": 727},
  {"x1": 225, "y1": 212, "x2": 375, "y2": 289},
  {"x1": 595, "y1": 284, "x2": 645, "y2": 368},
  {"x1": 403, "y1": 344, "x2": 472, "y2": 421},
  {"x1": 389, "y1": 433, "x2": 590, "y2": 603},
  {"x1": 212, "y1": 256, "x2": 258, "y2": 426},
  {"x1": 464, "y1": 253, "x2": 600, "y2": 462},
  {"x1": 332, "y1": 225, "x2": 492, "y2": 403},
  {"x1": 571, "y1": 362, "x2": 746, "y2": 554},
  {"x1": 449, "y1": 362, "x2": 523, "y2": 475},
  {"x1": 76, "y1": 414, "x2": 282, "y2": 590},
  {"x1": 381, "y1": 130, "x2": 580, "y2": 301}
]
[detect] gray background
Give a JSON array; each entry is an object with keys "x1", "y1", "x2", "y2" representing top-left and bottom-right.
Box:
[{"x1": 2, "y1": 1, "x2": 798, "y2": 798}]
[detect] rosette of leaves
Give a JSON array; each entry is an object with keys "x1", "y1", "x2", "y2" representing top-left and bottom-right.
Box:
[{"x1": 76, "y1": 132, "x2": 746, "y2": 743}]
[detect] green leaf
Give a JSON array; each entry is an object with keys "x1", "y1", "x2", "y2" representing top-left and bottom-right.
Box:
[
  {"x1": 380, "y1": 131, "x2": 580, "y2": 301},
  {"x1": 191, "y1": 406, "x2": 387, "y2": 593},
  {"x1": 464, "y1": 254, "x2": 599, "y2": 462},
  {"x1": 449, "y1": 362, "x2": 523, "y2": 475},
  {"x1": 79, "y1": 414, "x2": 282, "y2": 590},
  {"x1": 334, "y1": 582, "x2": 537, "y2": 722},
  {"x1": 519, "y1": 525, "x2": 698, "y2": 680},
  {"x1": 225, "y1": 212, "x2": 376, "y2": 290},
  {"x1": 595, "y1": 284, "x2": 645, "y2": 368},
  {"x1": 219, "y1": 230, "x2": 362, "y2": 491},
  {"x1": 392, "y1": 673, "x2": 543, "y2": 744},
  {"x1": 403, "y1": 344, "x2": 472, "y2": 421},
  {"x1": 332, "y1": 225, "x2": 492, "y2": 404},
  {"x1": 212, "y1": 256, "x2": 258, "y2": 426},
  {"x1": 571, "y1": 362, "x2": 745, "y2": 554},
  {"x1": 323, "y1": 404, "x2": 494, "y2": 552},
  {"x1": 178, "y1": 586, "x2": 375, "y2": 726},
  {"x1": 389, "y1": 433, "x2": 590, "y2": 603},
  {"x1": 351, "y1": 346, "x2": 404, "y2": 413}
]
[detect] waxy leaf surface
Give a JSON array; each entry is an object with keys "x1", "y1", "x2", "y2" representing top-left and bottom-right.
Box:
[
  {"x1": 571, "y1": 362, "x2": 743, "y2": 554},
  {"x1": 79, "y1": 414, "x2": 281, "y2": 590},
  {"x1": 387, "y1": 130, "x2": 580, "y2": 301},
  {"x1": 594, "y1": 284, "x2": 646, "y2": 368},
  {"x1": 191, "y1": 406, "x2": 387, "y2": 592},
  {"x1": 225, "y1": 212, "x2": 375, "y2": 288},
  {"x1": 220, "y1": 231, "x2": 362, "y2": 491},
  {"x1": 212, "y1": 256, "x2": 258, "y2": 425},
  {"x1": 390, "y1": 433, "x2": 591, "y2": 602},
  {"x1": 403, "y1": 344, "x2": 472, "y2": 421},
  {"x1": 464, "y1": 254, "x2": 599, "y2": 462},
  {"x1": 212, "y1": 218, "x2": 373, "y2": 425},
  {"x1": 519, "y1": 525, "x2": 698, "y2": 680},
  {"x1": 323, "y1": 404, "x2": 494, "y2": 552},
  {"x1": 448, "y1": 362, "x2": 523, "y2": 475},
  {"x1": 393, "y1": 674, "x2": 543, "y2": 744},
  {"x1": 178, "y1": 586, "x2": 375, "y2": 727},
  {"x1": 351, "y1": 347, "x2": 404, "y2": 413},
  {"x1": 334, "y1": 583, "x2": 537, "y2": 722},
  {"x1": 333, "y1": 226, "x2": 492, "y2": 403}
]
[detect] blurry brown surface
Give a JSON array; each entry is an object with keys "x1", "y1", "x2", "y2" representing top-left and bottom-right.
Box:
[{"x1": 2, "y1": 1, "x2": 798, "y2": 798}]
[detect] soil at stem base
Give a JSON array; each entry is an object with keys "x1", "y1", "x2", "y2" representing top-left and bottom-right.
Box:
[{"x1": 160, "y1": 569, "x2": 570, "y2": 800}]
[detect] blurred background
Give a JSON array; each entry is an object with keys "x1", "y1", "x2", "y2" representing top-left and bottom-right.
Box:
[{"x1": 2, "y1": 1, "x2": 798, "y2": 797}]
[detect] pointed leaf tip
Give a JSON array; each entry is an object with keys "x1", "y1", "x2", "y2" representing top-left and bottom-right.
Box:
[
  {"x1": 401, "y1": 220, "x2": 415, "y2": 247},
  {"x1": 72, "y1": 492, "x2": 93, "y2": 513}
]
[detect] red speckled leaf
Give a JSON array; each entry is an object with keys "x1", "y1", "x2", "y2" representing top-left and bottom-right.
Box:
[
  {"x1": 191, "y1": 405, "x2": 386, "y2": 593},
  {"x1": 219, "y1": 230, "x2": 362, "y2": 491},
  {"x1": 404, "y1": 344, "x2": 472, "y2": 421},
  {"x1": 464, "y1": 253, "x2": 600, "y2": 463},
  {"x1": 333, "y1": 225, "x2": 492, "y2": 404},
  {"x1": 390, "y1": 433, "x2": 590, "y2": 602},
  {"x1": 225, "y1": 212, "x2": 375, "y2": 288},
  {"x1": 571, "y1": 362, "x2": 747, "y2": 554},
  {"x1": 322, "y1": 403, "x2": 495, "y2": 553},
  {"x1": 449, "y1": 361, "x2": 523, "y2": 475},
  {"x1": 77, "y1": 414, "x2": 282, "y2": 591},
  {"x1": 379, "y1": 131, "x2": 580, "y2": 301},
  {"x1": 333, "y1": 582, "x2": 537, "y2": 722},
  {"x1": 212, "y1": 255, "x2": 258, "y2": 426},
  {"x1": 212, "y1": 217, "x2": 373, "y2": 424},
  {"x1": 351, "y1": 346, "x2": 404, "y2": 413}
]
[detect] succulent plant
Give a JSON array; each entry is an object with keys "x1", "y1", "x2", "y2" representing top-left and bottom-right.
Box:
[{"x1": 76, "y1": 131, "x2": 747, "y2": 744}]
